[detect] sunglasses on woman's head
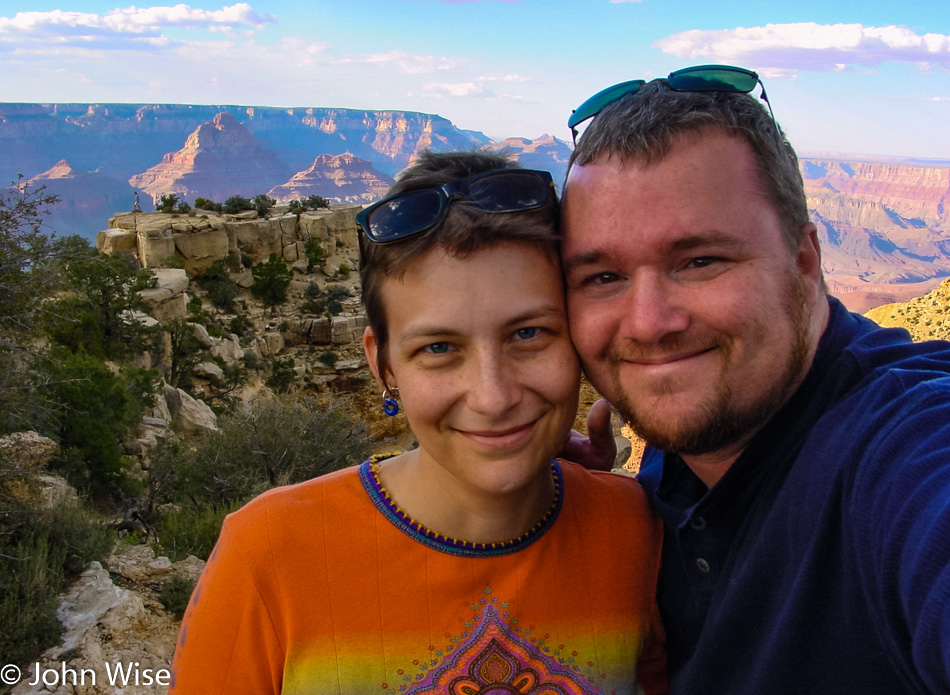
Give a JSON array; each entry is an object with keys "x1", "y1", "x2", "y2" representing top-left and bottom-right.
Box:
[
  {"x1": 356, "y1": 168, "x2": 556, "y2": 251},
  {"x1": 568, "y1": 64, "x2": 778, "y2": 144}
]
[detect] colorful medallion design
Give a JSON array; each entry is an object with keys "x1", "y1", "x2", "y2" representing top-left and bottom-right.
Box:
[{"x1": 402, "y1": 601, "x2": 601, "y2": 695}]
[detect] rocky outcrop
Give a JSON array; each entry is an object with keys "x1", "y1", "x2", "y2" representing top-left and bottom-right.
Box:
[
  {"x1": 268, "y1": 153, "x2": 394, "y2": 204},
  {"x1": 0, "y1": 431, "x2": 58, "y2": 474},
  {"x1": 864, "y1": 277, "x2": 950, "y2": 343},
  {"x1": 128, "y1": 112, "x2": 292, "y2": 204},
  {"x1": 138, "y1": 268, "x2": 190, "y2": 321},
  {"x1": 12, "y1": 547, "x2": 204, "y2": 695},
  {"x1": 102, "y1": 206, "x2": 361, "y2": 276}
]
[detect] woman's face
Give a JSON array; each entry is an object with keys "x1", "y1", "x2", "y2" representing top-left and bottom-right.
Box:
[{"x1": 364, "y1": 242, "x2": 580, "y2": 500}]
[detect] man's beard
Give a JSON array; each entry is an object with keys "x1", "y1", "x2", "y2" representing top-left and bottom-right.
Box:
[{"x1": 607, "y1": 276, "x2": 812, "y2": 457}]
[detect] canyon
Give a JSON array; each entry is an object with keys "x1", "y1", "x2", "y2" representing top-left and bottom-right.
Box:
[{"x1": 3, "y1": 103, "x2": 950, "y2": 312}]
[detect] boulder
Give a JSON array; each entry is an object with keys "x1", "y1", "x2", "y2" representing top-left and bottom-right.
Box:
[
  {"x1": 0, "y1": 431, "x2": 58, "y2": 472},
  {"x1": 190, "y1": 322, "x2": 213, "y2": 348},
  {"x1": 163, "y1": 385, "x2": 217, "y2": 434},
  {"x1": 97, "y1": 229, "x2": 137, "y2": 255},
  {"x1": 193, "y1": 361, "x2": 224, "y2": 380},
  {"x1": 210, "y1": 335, "x2": 244, "y2": 363}
]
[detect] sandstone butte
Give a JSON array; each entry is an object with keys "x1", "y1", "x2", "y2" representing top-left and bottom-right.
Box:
[
  {"x1": 267, "y1": 153, "x2": 395, "y2": 205},
  {"x1": 128, "y1": 112, "x2": 292, "y2": 203}
]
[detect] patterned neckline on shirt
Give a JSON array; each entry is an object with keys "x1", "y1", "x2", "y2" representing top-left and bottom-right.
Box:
[{"x1": 358, "y1": 454, "x2": 563, "y2": 557}]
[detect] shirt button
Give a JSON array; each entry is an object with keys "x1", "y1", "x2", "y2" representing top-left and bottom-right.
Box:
[
  {"x1": 690, "y1": 516, "x2": 707, "y2": 531},
  {"x1": 696, "y1": 558, "x2": 710, "y2": 573}
]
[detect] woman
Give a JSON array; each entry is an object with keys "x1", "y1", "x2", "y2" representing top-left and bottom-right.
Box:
[{"x1": 170, "y1": 151, "x2": 665, "y2": 694}]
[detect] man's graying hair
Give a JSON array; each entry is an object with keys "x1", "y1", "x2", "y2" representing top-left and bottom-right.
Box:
[{"x1": 568, "y1": 80, "x2": 810, "y2": 252}]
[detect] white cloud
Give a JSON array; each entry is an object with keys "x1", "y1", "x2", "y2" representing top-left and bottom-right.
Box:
[
  {"x1": 477, "y1": 73, "x2": 530, "y2": 83},
  {"x1": 655, "y1": 23, "x2": 950, "y2": 73},
  {"x1": 334, "y1": 50, "x2": 457, "y2": 74},
  {"x1": 0, "y1": 4, "x2": 275, "y2": 49},
  {"x1": 418, "y1": 81, "x2": 489, "y2": 98}
]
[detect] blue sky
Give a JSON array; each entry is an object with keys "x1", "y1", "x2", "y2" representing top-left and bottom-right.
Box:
[{"x1": 2, "y1": 0, "x2": 949, "y2": 159}]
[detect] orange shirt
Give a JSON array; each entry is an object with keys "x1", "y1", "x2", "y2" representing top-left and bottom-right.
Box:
[{"x1": 171, "y1": 460, "x2": 665, "y2": 694}]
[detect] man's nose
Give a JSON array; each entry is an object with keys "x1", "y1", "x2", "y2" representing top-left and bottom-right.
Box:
[{"x1": 618, "y1": 272, "x2": 690, "y2": 345}]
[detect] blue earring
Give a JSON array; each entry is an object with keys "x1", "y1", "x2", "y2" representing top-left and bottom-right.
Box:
[{"x1": 382, "y1": 387, "x2": 399, "y2": 416}]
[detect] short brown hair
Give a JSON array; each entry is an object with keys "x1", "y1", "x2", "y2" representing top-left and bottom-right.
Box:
[
  {"x1": 360, "y1": 150, "x2": 560, "y2": 381},
  {"x1": 568, "y1": 80, "x2": 809, "y2": 252}
]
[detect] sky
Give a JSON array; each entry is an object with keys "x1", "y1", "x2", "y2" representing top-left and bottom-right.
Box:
[{"x1": 1, "y1": 0, "x2": 949, "y2": 160}]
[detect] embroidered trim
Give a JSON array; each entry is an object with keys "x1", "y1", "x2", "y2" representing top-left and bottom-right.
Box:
[{"x1": 358, "y1": 454, "x2": 563, "y2": 557}]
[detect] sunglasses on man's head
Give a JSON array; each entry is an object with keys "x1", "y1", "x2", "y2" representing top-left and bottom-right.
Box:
[
  {"x1": 568, "y1": 64, "x2": 777, "y2": 144},
  {"x1": 356, "y1": 168, "x2": 556, "y2": 249}
]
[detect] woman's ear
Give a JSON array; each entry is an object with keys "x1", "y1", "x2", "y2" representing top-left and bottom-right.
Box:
[
  {"x1": 363, "y1": 326, "x2": 395, "y2": 389},
  {"x1": 363, "y1": 326, "x2": 381, "y2": 383}
]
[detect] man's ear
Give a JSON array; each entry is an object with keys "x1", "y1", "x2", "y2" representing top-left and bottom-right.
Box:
[{"x1": 795, "y1": 222, "x2": 824, "y2": 300}]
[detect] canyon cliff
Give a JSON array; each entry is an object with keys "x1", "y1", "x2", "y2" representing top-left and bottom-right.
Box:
[
  {"x1": 127, "y1": 113, "x2": 292, "y2": 204},
  {"x1": 801, "y1": 158, "x2": 950, "y2": 312}
]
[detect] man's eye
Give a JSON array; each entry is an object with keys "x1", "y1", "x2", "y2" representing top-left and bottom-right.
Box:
[
  {"x1": 687, "y1": 257, "x2": 719, "y2": 269},
  {"x1": 515, "y1": 327, "x2": 539, "y2": 340},
  {"x1": 424, "y1": 342, "x2": 450, "y2": 354},
  {"x1": 590, "y1": 272, "x2": 619, "y2": 285}
]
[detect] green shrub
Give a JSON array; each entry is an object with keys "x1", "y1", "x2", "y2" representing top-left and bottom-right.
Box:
[
  {"x1": 0, "y1": 495, "x2": 113, "y2": 665},
  {"x1": 253, "y1": 194, "x2": 276, "y2": 218},
  {"x1": 266, "y1": 357, "x2": 296, "y2": 392},
  {"x1": 223, "y1": 195, "x2": 253, "y2": 214},
  {"x1": 304, "y1": 235, "x2": 328, "y2": 272},
  {"x1": 195, "y1": 260, "x2": 239, "y2": 312},
  {"x1": 157, "y1": 194, "x2": 179, "y2": 213},
  {"x1": 317, "y1": 350, "x2": 338, "y2": 368},
  {"x1": 337, "y1": 264, "x2": 351, "y2": 278},
  {"x1": 158, "y1": 575, "x2": 197, "y2": 619},
  {"x1": 165, "y1": 397, "x2": 370, "y2": 509},
  {"x1": 156, "y1": 503, "x2": 239, "y2": 562},
  {"x1": 40, "y1": 350, "x2": 157, "y2": 501},
  {"x1": 250, "y1": 254, "x2": 293, "y2": 313},
  {"x1": 306, "y1": 194, "x2": 330, "y2": 209},
  {"x1": 194, "y1": 197, "x2": 223, "y2": 212},
  {"x1": 229, "y1": 315, "x2": 251, "y2": 336},
  {"x1": 243, "y1": 350, "x2": 263, "y2": 371}
]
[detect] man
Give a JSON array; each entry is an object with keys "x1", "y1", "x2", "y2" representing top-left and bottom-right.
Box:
[{"x1": 560, "y1": 68, "x2": 950, "y2": 693}]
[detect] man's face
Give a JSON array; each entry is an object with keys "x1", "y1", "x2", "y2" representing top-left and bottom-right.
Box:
[{"x1": 562, "y1": 132, "x2": 823, "y2": 463}]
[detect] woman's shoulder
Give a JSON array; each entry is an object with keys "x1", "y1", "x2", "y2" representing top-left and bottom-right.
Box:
[
  {"x1": 557, "y1": 459, "x2": 655, "y2": 518},
  {"x1": 223, "y1": 462, "x2": 368, "y2": 540}
]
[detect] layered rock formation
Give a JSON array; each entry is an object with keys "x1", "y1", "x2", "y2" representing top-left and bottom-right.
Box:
[
  {"x1": 0, "y1": 104, "x2": 490, "y2": 185},
  {"x1": 489, "y1": 134, "x2": 573, "y2": 185},
  {"x1": 801, "y1": 158, "x2": 950, "y2": 312},
  {"x1": 267, "y1": 153, "x2": 394, "y2": 204},
  {"x1": 128, "y1": 113, "x2": 292, "y2": 204},
  {"x1": 101, "y1": 205, "x2": 361, "y2": 276}
]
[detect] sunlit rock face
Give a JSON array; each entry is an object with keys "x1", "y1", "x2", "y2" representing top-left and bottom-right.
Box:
[
  {"x1": 268, "y1": 153, "x2": 394, "y2": 204},
  {"x1": 128, "y1": 112, "x2": 292, "y2": 204}
]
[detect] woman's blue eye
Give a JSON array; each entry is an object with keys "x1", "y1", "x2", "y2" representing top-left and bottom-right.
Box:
[
  {"x1": 515, "y1": 327, "x2": 539, "y2": 340},
  {"x1": 425, "y1": 342, "x2": 450, "y2": 354}
]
